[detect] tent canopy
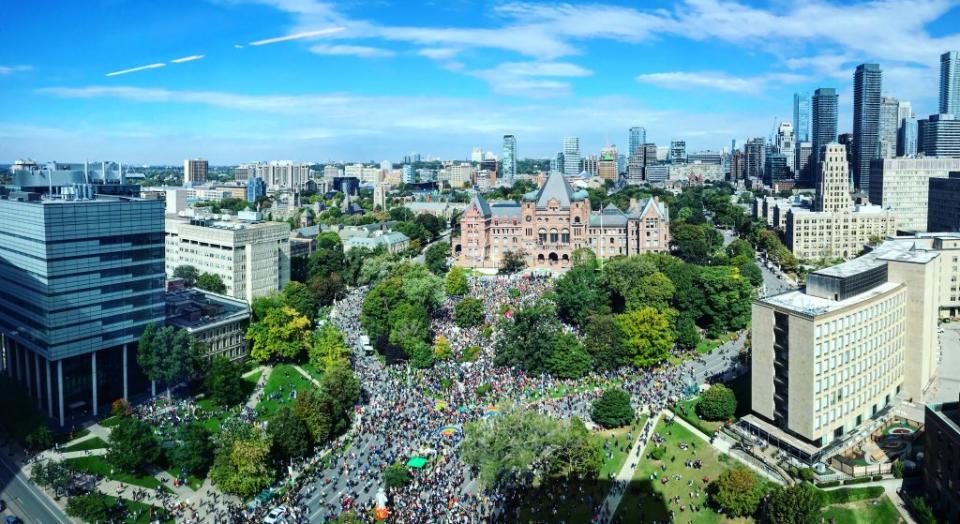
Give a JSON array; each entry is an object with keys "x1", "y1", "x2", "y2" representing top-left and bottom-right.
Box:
[{"x1": 406, "y1": 457, "x2": 428, "y2": 469}]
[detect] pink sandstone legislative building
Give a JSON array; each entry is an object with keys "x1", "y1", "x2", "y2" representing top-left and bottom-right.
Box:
[{"x1": 454, "y1": 171, "x2": 671, "y2": 271}]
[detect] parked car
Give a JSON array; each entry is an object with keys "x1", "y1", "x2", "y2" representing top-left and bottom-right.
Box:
[{"x1": 263, "y1": 505, "x2": 289, "y2": 524}]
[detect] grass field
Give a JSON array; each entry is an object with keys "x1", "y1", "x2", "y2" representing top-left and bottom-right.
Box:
[
  {"x1": 298, "y1": 362, "x2": 324, "y2": 384},
  {"x1": 515, "y1": 418, "x2": 647, "y2": 523},
  {"x1": 100, "y1": 416, "x2": 123, "y2": 428},
  {"x1": 65, "y1": 456, "x2": 168, "y2": 491},
  {"x1": 61, "y1": 436, "x2": 109, "y2": 453},
  {"x1": 673, "y1": 398, "x2": 725, "y2": 436},
  {"x1": 615, "y1": 419, "x2": 732, "y2": 523},
  {"x1": 101, "y1": 495, "x2": 175, "y2": 524},
  {"x1": 255, "y1": 364, "x2": 318, "y2": 419},
  {"x1": 821, "y1": 496, "x2": 903, "y2": 524}
]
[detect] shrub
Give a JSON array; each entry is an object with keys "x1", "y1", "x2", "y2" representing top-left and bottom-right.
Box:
[
  {"x1": 843, "y1": 477, "x2": 872, "y2": 485},
  {"x1": 648, "y1": 446, "x2": 666, "y2": 460},
  {"x1": 708, "y1": 467, "x2": 763, "y2": 517},
  {"x1": 590, "y1": 388, "x2": 635, "y2": 428},
  {"x1": 892, "y1": 459, "x2": 904, "y2": 479},
  {"x1": 816, "y1": 480, "x2": 840, "y2": 488},
  {"x1": 461, "y1": 345, "x2": 481, "y2": 362},
  {"x1": 872, "y1": 474, "x2": 884, "y2": 481},
  {"x1": 383, "y1": 463, "x2": 412, "y2": 489},
  {"x1": 911, "y1": 496, "x2": 938, "y2": 524},
  {"x1": 696, "y1": 384, "x2": 737, "y2": 421},
  {"x1": 475, "y1": 384, "x2": 492, "y2": 397}
]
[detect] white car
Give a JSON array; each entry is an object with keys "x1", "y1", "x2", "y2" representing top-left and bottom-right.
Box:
[{"x1": 264, "y1": 506, "x2": 289, "y2": 524}]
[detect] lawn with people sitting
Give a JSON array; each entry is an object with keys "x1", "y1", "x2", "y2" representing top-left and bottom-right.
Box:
[
  {"x1": 821, "y1": 496, "x2": 904, "y2": 524},
  {"x1": 64, "y1": 455, "x2": 169, "y2": 491},
  {"x1": 615, "y1": 419, "x2": 734, "y2": 523},
  {"x1": 61, "y1": 436, "x2": 109, "y2": 453},
  {"x1": 255, "y1": 363, "x2": 319, "y2": 419},
  {"x1": 516, "y1": 418, "x2": 647, "y2": 523}
]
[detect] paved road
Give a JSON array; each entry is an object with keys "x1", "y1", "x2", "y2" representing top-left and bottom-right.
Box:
[
  {"x1": 0, "y1": 450, "x2": 70, "y2": 524},
  {"x1": 411, "y1": 229, "x2": 451, "y2": 264},
  {"x1": 720, "y1": 228, "x2": 796, "y2": 297}
]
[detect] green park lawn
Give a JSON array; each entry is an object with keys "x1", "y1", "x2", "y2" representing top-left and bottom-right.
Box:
[
  {"x1": 255, "y1": 364, "x2": 318, "y2": 419},
  {"x1": 61, "y1": 436, "x2": 109, "y2": 452},
  {"x1": 101, "y1": 495, "x2": 175, "y2": 524},
  {"x1": 516, "y1": 418, "x2": 647, "y2": 523},
  {"x1": 821, "y1": 496, "x2": 903, "y2": 524},
  {"x1": 695, "y1": 331, "x2": 737, "y2": 355},
  {"x1": 100, "y1": 415, "x2": 124, "y2": 428},
  {"x1": 673, "y1": 398, "x2": 725, "y2": 436},
  {"x1": 298, "y1": 362, "x2": 325, "y2": 384},
  {"x1": 65, "y1": 456, "x2": 169, "y2": 491},
  {"x1": 615, "y1": 419, "x2": 734, "y2": 524}
]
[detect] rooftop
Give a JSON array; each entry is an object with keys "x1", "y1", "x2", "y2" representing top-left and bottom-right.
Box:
[
  {"x1": 927, "y1": 400, "x2": 960, "y2": 436},
  {"x1": 760, "y1": 281, "x2": 902, "y2": 317},
  {"x1": 165, "y1": 288, "x2": 249, "y2": 330}
]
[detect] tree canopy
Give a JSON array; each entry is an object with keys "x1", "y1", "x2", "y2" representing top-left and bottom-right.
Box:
[
  {"x1": 709, "y1": 467, "x2": 763, "y2": 517},
  {"x1": 591, "y1": 388, "x2": 635, "y2": 428},
  {"x1": 106, "y1": 417, "x2": 160, "y2": 473},
  {"x1": 196, "y1": 272, "x2": 227, "y2": 294},
  {"x1": 616, "y1": 307, "x2": 675, "y2": 368},
  {"x1": 246, "y1": 305, "x2": 312, "y2": 362},
  {"x1": 697, "y1": 384, "x2": 737, "y2": 421}
]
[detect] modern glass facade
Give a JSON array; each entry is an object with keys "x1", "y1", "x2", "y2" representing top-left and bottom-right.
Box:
[
  {"x1": 941, "y1": 51, "x2": 959, "y2": 117},
  {"x1": 853, "y1": 64, "x2": 882, "y2": 192},
  {"x1": 0, "y1": 195, "x2": 164, "y2": 424},
  {"x1": 811, "y1": 88, "x2": 838, "y2": 172}
]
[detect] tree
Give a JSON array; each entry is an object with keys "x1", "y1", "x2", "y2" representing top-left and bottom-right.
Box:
[
  {"x1": 763, "y1": 483, "x2": 822, "y2": 524},
  {"x1": 204, "y1": 356, "x2": 247, "y2": 407},
  {"x1": 309, "y1": 272, "x2": 346, "y2": 306},
  {"x1": 138, "y1": 323, "x2": 206, "y2": 397},
  {"x1": 546, "y1": 333, "x2": 592, "y2": 379},
  {"x1": 246, "y1": 305, "x2": 312, "y2": 362},
  {"x1": 320, "y1": 365, "x2": 362, "y2": 436},
  {"x1": 461, "y1": 406, "x2": 600, "y2": 489},
  {"x1": 268, "y1": 407, "x2": 313, "y2": 463},
  {"x1": 445, "y1": 266, "x2": 469, "y2": 296},
  {"x1": 453, "y1": 296, "x2": 485, "y2": 328},
  {"x1": 383, "y1": 463, "x2": 412, "y2": 489},
  {"x1": 494, "y1": 301, "x2": 562, "y2": 374},
  {"x1": 425, "y1": 241, "x2": 450, "y2": 275},
  {"x1": 282, "y1": 281, "x2": 317, "y2": 319},
  {"x1": 196, "y1": 272, "x2": 227, "y2": 294},
  {"x1": 66, "y1": 492, "x2": 115, "y2": 522},
  {"x1": 294, "y1": 388, "x2": 334, "y2": 444},
  {"x1": 672, "y1": 223, "x2": 715, "y2": 264},
  {"x1": 591, "y1": 388, "x2": 635, "y2": 428},
  {"x1": 433, "y1": 335, "x2": 454, "y2": 360},
  {"x1": 582, "y1": 314, "x2": 630, "y2": 370},
  {"x1": 499, "y1": 249, "x2": 527, "y2": 274},
  {"x1": 616, "y1": 307, "x2": 675, "y2": 367},
  {"x1": 308, "y1": 232, "x2": 346, "y2": 281},
  {"x1": 210, "y1": 427, "x2": 274, "y2": 498},
  {"x1": 709, "y1": 467, "x2": 763, "y2": 517},
  {"x1": 699, "y1": 266, "x2": 753, "y2": 335},
  {"x1": 32, "y1": 460, "x2": 73, "y2": 495},
  {"x1": 675, "y1": 314, "x2": 701, "y2": 351},
  {"x1": 106, "y1": 417, "x2": 160, "y2": 473},
  {"x1": 554, "y1": 265, "x2": 609, "y2": 327},
  {"x1": 173, "y1": 265, "x2": 200, "y2": 287},
  {"x1": 697, "y1": 384, "x2": 737, "y2": 421},
  {"x1": 726, "y1": 239, "x2": 756, "y2": 261},
  {"x1": 25, "y1": 426, "x2": 53, "y2": 452},
  {"x1": 251, "y1": 294, "x2": 285, "y2": 322},
  {"x1": 739, "y1": 261, "x2": 764, "y2": 288},
  {"x1": 309, "y1": 323, "x2": 352, "y2": 372},
  {"x1": 167, "y1": 422, "x2": 214, "y2": 477}
]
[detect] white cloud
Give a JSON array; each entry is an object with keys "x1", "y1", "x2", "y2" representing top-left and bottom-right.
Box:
[
  {"x1": 468, "y1": 61, "x2": 593, "y2": 97},
  {"x1": 248, "y1": 27, "x2": 345, "y2": 46},
  {"x1": 0, "y1": 65, "x2": 32, "y2": 75},
  {"x1": 636, "y1": 71, "x2": 805, "y2": 93},
  {"x1": 105, "y1": 63, "x2": 166, "y2": 77},
  {"x1": 417, "y1": 48, "x2": 459, "y2": 60},
  {"x1": 309, "y1": 44, "x2": 394, "y2": 57},
  {"x1": 170, "y1": 55, "x2": 206, "y2": 64}
]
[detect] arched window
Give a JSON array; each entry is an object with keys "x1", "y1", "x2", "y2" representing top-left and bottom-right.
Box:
[
  {"x1": 574, "y1": 216, "x2": 581, "y2": 224},
  {"x1": 538, "y1": 228, "x2": 547, "y2": 243},
  {"x1": 550, "y1": 228, "x2": 559, "y2": 243},
  {"x1": 561, "y1": 228, "x2": 570, "y2": 243}
]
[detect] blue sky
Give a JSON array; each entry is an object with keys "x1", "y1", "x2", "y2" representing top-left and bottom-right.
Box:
[{"x1": 1, "y1": 0, "x2": 959, "y2": 164}]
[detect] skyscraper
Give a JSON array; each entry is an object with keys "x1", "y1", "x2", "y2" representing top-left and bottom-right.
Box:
[
  {"x1": 502, "y1": 135, "x2": 517, "y2": 186},
  {"x1": 941, "y1": 51, "x2": 960, "y2": 116},
  {"x1": 899, "y1": 116, "x2": 918, "y2": 157},
  {"x1": 811, "y1": 88, "x2": 838, "y2": 175},
  {"x1": 793, "y1": 93, "x2": 811, "y2": 143},
  {"x1": 878, "y1": 96, "x2": 900, "y2": 159},
  {"x1": 744, "y1": 138, "x2": 766, "y2": 180},
  {"x1": 669, "y1": 140, "x2": 686, "y2": 163},
  {"x1": 629, "y1": 127, "x2": 646, "y2": 156},
  {"x1": 184, "y1": 158, "x2": 208, "y2": 185},
  {"x1": 923, "y1": 113, "x2": 960, "y2": 157},
  {"x1": 562, "y1": 137, "x2": 580, "y2": 176},
  {"x1": 853, "y1": 64, "x2": 882, "y2": 192},
  {"x1": 776, "y1": 122, "x2": 796, "y2": 174},
  {"x1": 0, "y1": 182, "x2": 165, "y2": 425}
]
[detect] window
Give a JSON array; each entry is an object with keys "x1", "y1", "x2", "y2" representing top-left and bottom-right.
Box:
[
  {"x1": 549, "y1": 228, "x2": 559, "y2": 243},
  {"x1": 561, "y1": 229, "x2": 570, "y2": 243},
  {"x1": 538, "y1": 228, "x2": 547, "y2": 243}
]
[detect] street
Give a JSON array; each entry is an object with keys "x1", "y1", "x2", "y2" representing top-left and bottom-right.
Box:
[{"x1": 0, "y1": 449, "x2": 70, "y2": 524}]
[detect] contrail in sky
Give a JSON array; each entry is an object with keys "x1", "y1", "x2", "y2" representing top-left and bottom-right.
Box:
[
  {"x1": 248, "y1": 27, "x2": 345, "y2": 46},
  {"x1": 105, "y1": 63, "x2": 166, "y2": 77}
]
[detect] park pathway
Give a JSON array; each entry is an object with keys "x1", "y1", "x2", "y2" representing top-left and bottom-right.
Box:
[
  {"x1": 294, "y1": 364, "x2": 322, "y2": 387},
  {"x1": 598, "y1": 414, "x2": 660, "y2": 523},
  {"x1": 244, "y1": 364, "x2": 272, "y2": 410}
]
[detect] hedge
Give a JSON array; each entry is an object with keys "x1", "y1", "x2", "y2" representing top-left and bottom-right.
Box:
[{"x1": 843, "y1": 477, "x2": 873, "y2": 485}]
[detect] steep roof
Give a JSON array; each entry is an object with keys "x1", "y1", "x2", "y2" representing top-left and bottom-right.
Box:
[
  {"x1": 627, "y1": 197, "x2": 670, "y2": 222},
  {"x1": 589, "y1": 203, "x2": 628, "y2": 227},
  {"x1": 526, "y1": 171, "x2": 584, "y2": 208},
  {"x1": 469, "y1": 194, "x2": 492, "y2": 218}
]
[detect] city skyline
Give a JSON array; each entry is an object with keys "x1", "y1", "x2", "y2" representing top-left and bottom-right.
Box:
[{"x1": 1, "y1": 0, "x2": 959, "y2": 163}]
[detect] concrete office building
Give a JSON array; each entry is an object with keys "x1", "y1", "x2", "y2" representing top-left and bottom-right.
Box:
[
  {"x1": 730, "y1": 150, "x2": 746, "y2": 182},
  {"x1": 812, "y1": 88, "x2": 839, "y2": 174},
  {"x1": 787, "y1": 144, "x2": 896, "y2": 260},
  {"x1": 868, "y1": 158, "x2": 960, "y2": 231},
  {"x1": 924, "y1": 396, "x2": 960, "y2": 523},
  {"x1": 746, "y1": 240, "x2": 939, "y2": 461},
  {"x1": 669, "y1": 140, "x2": 687, "y2": 163},
  {"x1": 184, "y1": 158, "x2": 208, "y2": 185},
  {"x1": 796, "y1": 142, "x2": 813, "y2": 182},
  {"x1": 0, "y1": 189, "x2": 165, "y2": 426},
  {"x1": 878, "y1": 97, "x2": 900, "y2": 159},
  {"x1": 941, "y1": 51, "x2": 960, "y2": 116},
  {"x1": 165, "y1": 216, "x2": 290, "y2": 304},
  {"x1": 776, "y1": 122, "x2": 796, "y2": 174},
  {"x1": 165, "y1": 287, "x2": 250, "y2": 361},
  {"x1": 598, "y1": 146, "x2": 618, "y2": 182},
  {"x1": 853, "y1": 64, "x2": 883, "y2": 192},
  {"x1": 745, "y1": 138, "x2": 766, "y2": 180},
  {"x1": 688, "y1": 150, "x2": 722, "y2": 165}
]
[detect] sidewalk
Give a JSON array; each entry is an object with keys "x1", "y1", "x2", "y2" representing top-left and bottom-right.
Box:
[
  {"x1": 244, "y1": 364, "x2": 272, "y2": 410},
  {"x1": 598, "y1": 414, "x2": 660, "y2": 523}
]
